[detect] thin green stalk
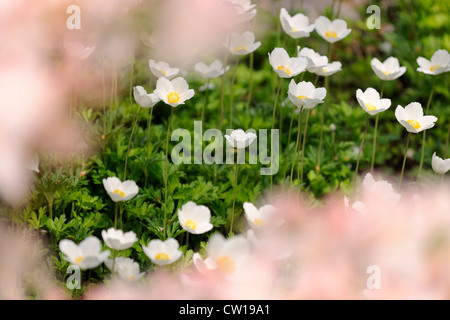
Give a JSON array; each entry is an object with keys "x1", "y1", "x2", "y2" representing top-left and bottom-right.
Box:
[
  {"x1": 283, "y1": 107, "x2": 296, "y2": 181},
  {"x1": 270, "y1": 78, "x2": 284, "y2": 190},
  {"x1": 370, "y1": 114, "x2": 379, "y2": 173},
  {"x1": 129, "y1": 43, "x2": 135, "y2": 105},
  {"x1": 246, "y1": 52, "x2": 254, "y2": 115},
  {"x1": 229, "y1": 162, "x2": 238, "y2": 236},
  {"x1": 201, "y1": 80, "x2": 210, "y2": 123},
  {"x1": 102, "y1": 59, "x2": 107, "y2": 137},
  {"x1": 145, "y1": 106, "x2": 154, "y2": 188},
  {"x1": 353, "y1": 114, "x2": 370, "y2": 197},
  {"x1": 399, "y1": 133, "x2": 411, "y2": 189},
  {"x1": 299, "y1": 109, "x2": 311, "y2": 182},
  {"x1": 229, "y1": 58, "x2": 240, "y2": 128},
  {"x1": 123, "y1": 107, "x2": 143, "y2": 181},
  {"x1": 445, "y1": 121, "x2": 450, "y2": 158},
  {"x1": 114, "y1": 202, "x2": 118, "y2": 229},
  {"x1": 164, "y1": 108, "x2": 174, "y2": 239},
  {"x1": 317, "y1": 76, "x2": 327, "y2": 168},
  {"x1": 418, "y1": 77, "x2": 437, "y2": 178},
  {"x1": 183, "y1": 232, "x2": 189, "y2": 270},
  {"x1": 290, "y1": 107, "x2": 303, "y2": 186},
  {"x1": 111, "y1": 249, "x2": 117, "y2": 275},
  {"x1": 336, "y1": 0, "x2": 343, "y2": 18}
]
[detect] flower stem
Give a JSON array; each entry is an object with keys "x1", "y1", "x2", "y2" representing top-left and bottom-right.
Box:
[
  {"x1": 353, "y1": 114, "x2": 370, "y2": 197},
  {"x1": 370, "y1": 114, "x2": 379, "y2": 173},
  {"x1": 317, "y1": 76, "x2": 327, "y2": 168},
  {"x1": 290, "y1": 107, "x2": 303, "y2": 186},
  {"x1": 201, "y1": 80, "x2": 210, "y2": 124},
  {"x1": 114, "y1": 202, "x2": 118, "y2": 229},
  {"x1": 183, "y1": 232, "x2": 189, "y2": 270},
  {"x1": 229, "y1": 58, "x2": 240, "y2": 128},
  {"x1": 418, "y1": 77, "x2": 436, "y2": 178},
  {"x1": 399, "y1": 132, "x2": 411, "y2": 189},
  {"x1": 123, "y1": 107, "x2": 142, "y2": 181},
  {"x1": 145, "y1": 107, "x2": 154, "y2": 188},
  {"x1": 129, "y1": 43, "x2": 135, "y2": 106},
  {"x1": 246, "y1": 52, "x2": 254, "y2": 115},
  {"x1": 283, "y1": 106, "x2": 296, "y2": 182},
  {"x1": 164, "y1": 108, "x2": 174, "y2": 240},
  {"x1": 299, "y1": 109, "x2": 311, "y2": 183},
  {"x1": 445, "y1": 121, "x2": 450, "y2": 159},
  {"x1": 270, "y1": 78, "x2": 284, "y2": 191},
  {"x1": 229, "y1": 162, "x2": 238, "y2": 236}
]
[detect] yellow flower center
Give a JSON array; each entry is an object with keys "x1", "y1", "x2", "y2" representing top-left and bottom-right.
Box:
[
  {"x1": 297, "y1": 95, "x2": 309, "y2": 100},
  {"x1": 159, "y1": 69, "x2": 167, "y2": 76},
  {"x1": 217, "y1": 255, "x2": 236, "y2": 275},
  {"x1": 277, "y1": 65, "x2": 291, "y2": 75},
  {"x1": 233, "y1": 45, "x2": 248, "y2": 52},
  {"x1": 156, "y1": 252, "x2": 170, "y2": 261},
  {"x1": 291, "y1": 27, "x2": 299, "y2": 32},
  {"x1": 325, "y1": 30, "x2": 337, "y2": 38},
  {"x1": 407, "y1": 119, "x2": 421, "y2": 130},
  {"x1": 430, "y1": 65, "x2": 442, "y2": 72},
  {"x1": 322, "y1": 67, "x2": 328, "y2": 73},
  {"x1": 75, "y1": 256, "x2": 85, "y2": 265},
  {"x1": 254, "y1": 218, "x2": 267, "y2": 226},
  {"x1": 127, "y1": 275, "x2": 136, "y2": 280},
  {"x1": 185, "y1": 219, "x2": 197, "y2": 230},
  {"x1": 382, "y1": 70, "x2": 390, "y2": 76},
  {"x1": 167, "y1": 92, "x2": 180, "y2": 104},
  {"x1": 365, "y1": 102, "x2": 377, "y2": 111},
  {"x1": 113, "y1": 189, "x2": 125, "y2": 198}
]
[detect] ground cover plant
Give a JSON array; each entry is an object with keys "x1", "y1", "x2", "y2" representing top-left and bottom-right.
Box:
[{"x1": 0, "y1": 0, "x2": 449, "y2": 300}]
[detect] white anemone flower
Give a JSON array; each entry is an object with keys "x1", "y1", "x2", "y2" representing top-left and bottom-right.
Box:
[
  {"x1": 101, "y1": 228, "x2": 138, "y2": 250},
  {"x1": 178, "y1": 201, "x2": 213, "y2": 234},
  {"x1": 268, "y1": 47, "x2": 308, "y2": 78},
  {"x1": 224, "y1": 31, "x2": 261, "y2": 56},
  {"x1": 371, "y1": 57, "x2": 407, "y2": 80},
  {"x1": 417, "y1": 49, "x2": 450, "y2": 75},
  {"x1": 362, "y1": 173, "x2": 401, "y2": 206},
  {"x1": 288, "y1": 80, "x2": 327, "y2": 108},
  {"x1": 154, "y1": 77, "x2": 195, "y2": 107},
  {"x1": 194, "y1": 60, "x2": 230, "y2": 79},
  {"x1": 149, "y1": 59, "x2": 180, "y2": 79},
  {"x1": 431, "y1": 152, "x2": 450, "y2": 175},
  {"x1": 314, "y1": 16, "x2": 351, "y2": 43},
  {"x1": 205, "y1": 233, "x2": 250, "y2": 278},
  {"x1": 105, "y1": 257, "x2": 145, "y2": 281},
  {"x1": 280, "y1": 8, "x2": 315, "y2": 39},
  {"x1": 356, "y1": 87, "x2": 392, "y2": 115},
  {"x1": 192, "y1": 253, "x2": 217, "y2": 275},
  {"x1": 102, "y1": 177, "x2": 139, "y2": 202},
  {"x1": 142, "y1": 238, "x2": 182, "y2": 266},
  {"x1": 59, "y1": 236, "x2": 110, "y2": 270},
  {"x1": 297, "y1": 47, "x2": 328, "y2": 70},
  {"x1": 344, "y1": 195, "x2": 367, "y2": 217},
  {"x1": 133, "y1": 86, "x2": 160, "y2": 108},
  {"x1": 395, "y1": 102, "x2": 438, "y2": 134},
  {"x1": 243, "y1": 202, "x2": 280, "y2": 228},
  {"x1": 224, "y1": 129, "x2": 257, "y2": 149},
  {"x1": 63, "y1": 40, "x2": 96, "y2": 60},
  {"x1": 309, "y1": 61, "x2": 342, "y2": 76}
]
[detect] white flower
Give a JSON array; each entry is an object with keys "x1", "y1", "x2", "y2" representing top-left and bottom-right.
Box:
[
  {"x1": 356, "y1": 87, "x2": 391, "y2": 115},
  {"x1": 141, "y1": 31, "x2": 160, "y2": 49},
  {"x1": 371, "y1": 57, "x2": 406, "y2": 80},
  {"x1": 192, "y1": 253, "x2": 217, "y2": 275},
  {"x1": 297, "y1": 47, "x2": 328, "y2": 71},
  {"x1": 133, "y1": 86, "x2": 160, "y2": 108},
  {"x1": 205, "y1": 233, "x2": 250, "y2": 277},
  {"x1": 395, "y1": 102, "x2": 438, "y2": 133},
  {"x1": 309, "y1": 61, "x2": 342, "y2": 76},
  {"x1": 362, "y1": 173, "x2": 401, "y2": 206},
  {"x1": 268, "y1": 47, "x2": 308, "y2": 78},
  {"x1": 154, "y1": 77, "x2": 195, "y2": 107},
  {"x1": 59, "y1": 236, "x2": 110, "y2": 270},
  {"x1": 102, "y1": 177, "x2": 139, "y2": 202},
  {"x1": 224, "y1": 129, "x2": 257, "y2": 149},
  {"x1": 63, "y1": 40, "x2": 96, "y2": 60},
  {"x1": 344, "y1": 195, "x2": 367, "y2": 217},
  {"x1": 142, "y1": 238, "x2": 182, "y2": 266},
  {"x1": 224, "y1": 31, "x2": 261, "y2": 56},
  {"x1": 280, "y1": 8, "x2": 315, "y2": 39},
  {"x1": 417, "y1": 49, "x2": 450, "y2": 75},
  {"x1": 288, "y1": 80, "x2": 326, "y2": 109},
  {"x1": 105, "y1": 257, "x2": 145, "y2": 281},
  {"x1": 199, "y1": 83, "x2": 216, "y2": 92},
  {"x1": 314, "y1": 16, "x2": 351, "y2": 43},
  {"x1": 178, "y1": 201, "x2": 213, "y2": 234},
  {"x1": 195, "y1": 60, "x2": 230, "y2": 79},
  {"x1": 431, "y1": 152, "x2": 450, "y2": 175},
  {"x1": 243, "y1": 202, "x2": 281, "y2": 228},
  {"x1": 149, "y1": 59, "x2": 180, "y2": 79},
  {"x1": 101, "y1": 228, "x2": 138, "y2": 250}
]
